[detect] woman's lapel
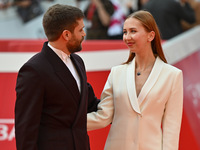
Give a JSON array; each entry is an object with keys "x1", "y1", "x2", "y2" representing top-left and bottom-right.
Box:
[
  {"x1": 138, "y1": 57, "x2": 164, "y2": 105},
  {"x1": 126, "y1": 57, "x2": 165, "y2": 114},
  {"x1": 126, "y1": 58, "x2": 141, "y2": 114}
]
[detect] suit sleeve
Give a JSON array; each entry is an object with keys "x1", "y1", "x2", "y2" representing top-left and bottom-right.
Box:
[
  {"x1": 15, "y1": 64, "x2": 44, "y2": 150},
  {"x1": 87, "y1": 69, "x2": 114, "y2": 131},
  {"x1": 87, "y1": 82, "x2": 100, "y2": 113},
  {"x1": 162, "y1": 70, "x2": 183, "y2": 150},
  {"x1": 72, "y1": 53, "x2": 100, "y2": 113}
]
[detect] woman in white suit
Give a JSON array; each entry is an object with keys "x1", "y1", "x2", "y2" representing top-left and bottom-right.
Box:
[{"x1": 87, "y1": 10, "x2": 183, "y2": 150}]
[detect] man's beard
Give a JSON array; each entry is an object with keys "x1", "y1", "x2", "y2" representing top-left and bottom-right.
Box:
[{"x1": 67, "y1": 36, "x2": 84, "y2": 54}]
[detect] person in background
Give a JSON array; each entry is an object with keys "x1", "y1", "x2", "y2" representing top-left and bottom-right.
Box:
[
  {"x1": 142, "y1": 0, "x2": 196, "y2": 40},
  {"x1": 14, "y1": 0, "x2": 43, "y2": 23},
  {"x1": 84, "y1": 0, "x2": 114, "y2": 39},
  {"x1": 87, "y1": 10, "x2": 183, "y2": 150},
  {"x1": 0, "y1": 0, "x2": 12, "y2": 9},
  {"x1": 126, "y1": 0, "x2": 149, "y2": 14},
  {"x1": 107, "y1": 0, "x2": 126, "y2": 39},
  {"x1": 181, "y1": 0, "x2": 200, "y2": 31},
  {"x1": 15, "y1": 4, "x2": 99, "y2": 150}
]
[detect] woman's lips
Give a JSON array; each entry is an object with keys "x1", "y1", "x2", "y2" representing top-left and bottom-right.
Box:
[{"x1": 127, "y1": 42, "x2": 134, "y2": 46}]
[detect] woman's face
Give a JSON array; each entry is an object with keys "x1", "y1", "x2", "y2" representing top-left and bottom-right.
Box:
[{"x1": 123, "y1": 18, "x2": 151, "y2": 54}]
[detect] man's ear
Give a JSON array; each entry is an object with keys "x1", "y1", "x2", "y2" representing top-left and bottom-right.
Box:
[{"x1": 62, "y1": 30, "x2": 71, "y2": 41}]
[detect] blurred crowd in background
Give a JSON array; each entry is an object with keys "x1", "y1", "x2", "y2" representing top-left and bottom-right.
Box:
[{"x1": 0, "y1": 0, "x2": 200, "y2": 40}]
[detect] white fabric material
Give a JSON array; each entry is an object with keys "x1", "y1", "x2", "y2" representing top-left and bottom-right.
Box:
[{"x1": 87, "y1": 57, "x2": 183, "y2": 150}]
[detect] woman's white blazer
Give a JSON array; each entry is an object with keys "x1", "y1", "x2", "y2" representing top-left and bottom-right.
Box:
[{"x1": 87, "y1": 57, "x2": 183, "y2": 150}]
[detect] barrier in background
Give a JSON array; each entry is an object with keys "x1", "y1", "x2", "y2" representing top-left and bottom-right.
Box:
[
  {"x1": 0, "y1": 26, "x2": 200, "y2": 150},
  {"x1": 162, "y1": 25, "x2": 200, "y2": 149}
]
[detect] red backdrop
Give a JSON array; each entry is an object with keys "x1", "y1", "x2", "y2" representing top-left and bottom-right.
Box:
[{"x1": 0, "y1": 40, "x2": 199, "y2": 150}]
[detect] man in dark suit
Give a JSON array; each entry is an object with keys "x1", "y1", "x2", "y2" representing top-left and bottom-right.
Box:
[{"x1": 15, "y1": 4, "x2": 99, "y2": 150}]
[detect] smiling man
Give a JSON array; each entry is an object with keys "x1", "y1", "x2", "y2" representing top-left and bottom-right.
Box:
[{"x1": 15, "y1": 4, "x2": 99, "y2": 150}]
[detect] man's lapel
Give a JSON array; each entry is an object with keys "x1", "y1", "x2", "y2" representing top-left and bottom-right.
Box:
[{"x1": 42, "y1": 42, "x2": 80, "y2": 102}]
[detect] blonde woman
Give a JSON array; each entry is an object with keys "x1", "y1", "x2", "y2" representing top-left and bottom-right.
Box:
[{"x1": 87, "y1": 10, "x2": 183, "y2": 150}]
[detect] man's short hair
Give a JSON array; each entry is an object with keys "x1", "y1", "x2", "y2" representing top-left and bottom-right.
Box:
[{"x1": 43, "y1": 4, "x2": 84, "y2": 41}]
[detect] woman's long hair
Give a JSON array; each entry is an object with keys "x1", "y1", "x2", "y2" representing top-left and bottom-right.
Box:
[{"x1": 124, "y1": 10, "x2": 167, "y2": 64}]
